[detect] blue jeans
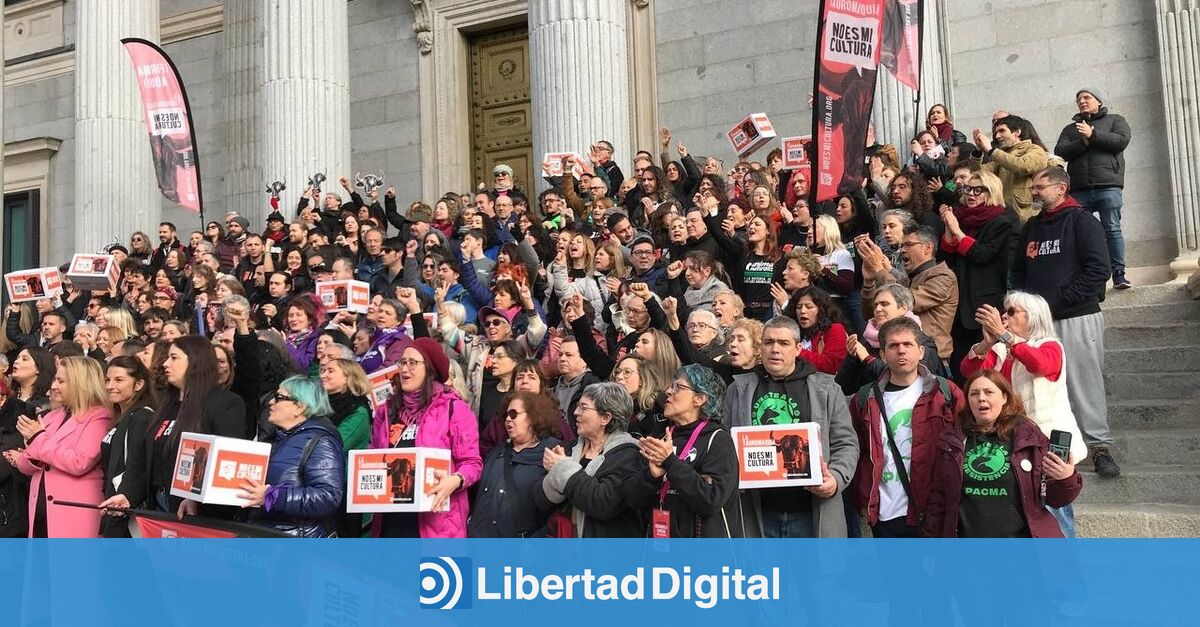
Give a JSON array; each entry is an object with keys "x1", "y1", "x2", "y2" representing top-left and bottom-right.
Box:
[
  {"x1": 762, "y1": 509, "x2": 816, "y2": 538},
  {"x1": 1048, "y1": 504, "x2": 1076, "y2": 538},
  {"x1": 1073, "y1": 187, "x2": 1125, "y2": 276}
]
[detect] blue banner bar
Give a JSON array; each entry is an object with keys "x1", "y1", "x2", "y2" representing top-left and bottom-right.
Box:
[{"x1": 0, "y1": 539, "x2": 1194, "y2": 625}]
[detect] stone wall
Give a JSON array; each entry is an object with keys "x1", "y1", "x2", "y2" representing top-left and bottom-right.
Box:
[
  {"x1": 347, "y1": 0, "x2": 422, "y2": 204},
  {"x1": 654, "y1": 0, "x2": 818, "y2": 164},
  {"x1": 654, "y1": 0, "x2": 1174, "y2": 276},
  {"x1": 3, "y1": 72, "x2": 75, "y2": 263}
]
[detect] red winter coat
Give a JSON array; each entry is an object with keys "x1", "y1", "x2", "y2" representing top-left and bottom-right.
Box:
[
  {"x1": 922, "y1": 418, "x2": 1082, "y2": 538},
  {"x1": 849, "y1": 372, "x2": 964, "y2": 526},
  {"x1": 800, "y1": 323, "x2": 849, "y2": 375}
]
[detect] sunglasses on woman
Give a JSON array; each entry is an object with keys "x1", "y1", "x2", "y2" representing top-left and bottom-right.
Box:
[
  {"x1": 963, "y1": 185, "x2": 988, "y2": 196},
  {"x1": 271, "y1": 393, "x2": 295, "y2": 404}
]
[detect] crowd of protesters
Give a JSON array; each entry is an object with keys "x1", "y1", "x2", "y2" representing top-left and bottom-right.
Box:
[{"x1": 0, "y1": 88, "x2": 1131, "y2": 538}]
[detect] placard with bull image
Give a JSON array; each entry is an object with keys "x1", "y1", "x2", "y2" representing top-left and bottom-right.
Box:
[
  {"x1": 346, "y1": 448, "x2": 452, "y2": 513},
  {"x1": 732, "y1": 424, "x2": 822, "y2": 488},
  {"x1": 169, "y1": 432, "x2": 271, "y2": 506}
]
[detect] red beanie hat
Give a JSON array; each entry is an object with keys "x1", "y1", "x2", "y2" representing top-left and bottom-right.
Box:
[{"x1": 411, "y1": 337, "x2": 450, "y2": 384}]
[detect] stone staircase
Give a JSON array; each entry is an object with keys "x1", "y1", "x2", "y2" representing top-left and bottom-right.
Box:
[{"x1": 1075, "y1": 283, "x2": 1200, "y2": 537}]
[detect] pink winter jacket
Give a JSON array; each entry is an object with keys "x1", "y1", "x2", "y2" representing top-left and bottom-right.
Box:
[
  {"x1": 369, "y1": 386, "x2": 482, "y2": 538},
  {"x1": 15, "y1": 406, "x2": 112, "y2": 538}
]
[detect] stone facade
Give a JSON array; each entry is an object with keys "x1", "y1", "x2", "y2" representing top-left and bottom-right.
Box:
[{"x1": 0, "y1": 0, "x2": 1193, "y2": 281}]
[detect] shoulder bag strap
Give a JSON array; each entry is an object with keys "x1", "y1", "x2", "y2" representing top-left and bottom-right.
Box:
[
  {"x1": 872, "y1": 384, "x2": 919, "y2": 520},
  {"x1": 657, "y1": 421, "x2": 709, "y2": 508}
]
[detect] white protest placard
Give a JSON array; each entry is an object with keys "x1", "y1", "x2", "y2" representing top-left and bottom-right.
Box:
[
  {"x1": 726, "y1": 113, "x2": 777, "y2": 158},
  {"x1": 346, "y1": 447, "x2": 452, "y2": 513},
  {"x1": 170, "y1": 432, "x2": 272, "y2": 506},
  {"x1": 4, "y1": 267, "x2": 63, "y2": 303},
  {"x1": 732, "y1": 423, "x2": 822, "y2": 489},
  {"x1": 66, "y1": 253, "x2": 120, "y2": 292}
]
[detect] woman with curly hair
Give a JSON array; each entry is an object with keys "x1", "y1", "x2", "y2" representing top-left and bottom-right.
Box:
[
  {"x1": 128, "y1": 232, "x2": 154, "y2": 263},
  {"x1": 783, "y1": 287, "x2": 849, "y2": 375},
  {"x1": 469, "y1": 391, "x2": 564, "y2": 537},
  {"x1": 431, "y1": 195, "x2": 459, "y2": 241}
]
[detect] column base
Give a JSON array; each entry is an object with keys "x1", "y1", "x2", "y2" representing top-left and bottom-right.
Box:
[{"x1": 1168, "y1": 252, "x2": 1200, "y2": 284}]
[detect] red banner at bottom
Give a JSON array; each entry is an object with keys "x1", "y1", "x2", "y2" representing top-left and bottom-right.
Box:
[{"x1": 135, "y1": 515, "x2": 238, "y2": 539}]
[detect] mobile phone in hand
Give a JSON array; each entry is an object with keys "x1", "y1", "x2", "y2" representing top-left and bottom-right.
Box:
[{"x1": 1048, "y1": 429, "x2": 1071, "y2": 461}]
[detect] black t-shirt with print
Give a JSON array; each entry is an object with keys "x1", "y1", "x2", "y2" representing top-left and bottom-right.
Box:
[
  {"x1": 957, "y1": 431, "x2": 1029, "y2": 538},
  {"x1": 381, "y1": 418, "x2": 420, "y2": 538}
]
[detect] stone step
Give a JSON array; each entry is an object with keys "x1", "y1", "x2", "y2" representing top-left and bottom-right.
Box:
[
  {"x1": 1103, "y1": 322, "x2": 1200, "y2": 350},
  {"x1": 1105, "y1": 372, "x2": 1200, "y2": 401},
  {"x1": 1108, "y1": 399, "x2": 1200, "y2": 431},
  {"x1": 1075, "y1": 503, "x2": 1200, "y2": 538},
  {"x1": 1103, "y1": 283, "x2": 1192, "y2": 306},
  {"x1": 1103, "y1": 299, "x2": 1200, "y2": 325},
  {"x1": 1110, "y1": 428, "x2": 1200, "y2": 466},
  {"x1": 1075, "y1": 464, "x2": 1200, "y2": 506},
  {"x1": 1105, "y1": 345, "x2": 1200, "y2": 373}
]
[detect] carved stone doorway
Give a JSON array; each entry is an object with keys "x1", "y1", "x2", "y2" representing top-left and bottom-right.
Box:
[{"x1": 468, "y1": 26, "x2": 533, "y2": 193}]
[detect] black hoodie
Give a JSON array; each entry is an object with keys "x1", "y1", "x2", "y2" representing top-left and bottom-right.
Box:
[{"x1": 1013, "y1": 197, "x2": 1110, "y2": 320}]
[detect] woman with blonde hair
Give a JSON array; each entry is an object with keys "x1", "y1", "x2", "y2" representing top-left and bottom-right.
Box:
[
  {"x1": 104, "y1": 307, "x2": 140, "y2": 341},
  {"x1": 630, "y1": 328, "x2": 681, "y2": 387},
  {"x1": 594, "y1": 241, "x2": 629, "y2": 284},
  {"x1": 319, "y1": 357, "x2": 372, "y2": 537},
  {"x1": 611, "y1": 354, "x2": 669, "y2": 439},
  {"x1": 938, "y1": 169, "x2": 1017, "y2": 381},
  {"x1": 97, "y1": 326, "x2": 128, "y2": 359},
  {"x1": 811, "y1": 215, "x2": 855, "y2": 329},
  {"x1": 5, "y1": 357, "x2": 112, "y2": 537},
  {"x1": 547, "y1": 232, "x2": 607, "y2": 329},
  {"x1": 431, "y1": 196, "x2": 460, "y2": 240}
]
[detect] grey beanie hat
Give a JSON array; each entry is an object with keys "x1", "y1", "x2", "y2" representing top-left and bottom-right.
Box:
[{"x1": 1075, "y1": 88, "x2": 1104, "y2": 105}]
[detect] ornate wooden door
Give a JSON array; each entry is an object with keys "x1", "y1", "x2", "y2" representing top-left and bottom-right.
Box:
[{"x1": 469, "y1": 27, "x2": 533, "y2": 194}]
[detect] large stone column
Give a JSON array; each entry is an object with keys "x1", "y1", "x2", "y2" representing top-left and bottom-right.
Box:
[
  {"x1": 224, "y1": 0, "x2": 263, "y2": 224},
  {"x1": 1, "y1": 9, "x2": 5, "y2": 222},
  {"x1": 74, "y1": 0, "x2": 160, "y2": 253},
  {"x1": 1155, "y1": 0, "x2": 1200, "y2": 281},
  {"x1": 871, "y1": 0, "x2": 953, "y2": 157},
  {"x1": 260, "y1": 0, "x2": 350, "y2": 213},
  {"x1": 530, "y1": 0, "x2": 632, "y2": 184}
]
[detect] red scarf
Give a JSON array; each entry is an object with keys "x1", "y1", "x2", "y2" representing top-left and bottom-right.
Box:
[
  {"x1": 931, "y1": 121, "x2": 955, "y2": 143},
  {"x1": 954, "y1": 203, "x2": 1006, "y2": 233}
]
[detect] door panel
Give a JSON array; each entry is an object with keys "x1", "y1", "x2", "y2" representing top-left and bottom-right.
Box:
[{"x1": 469, "y1": 26, "x2": 533, "y2": 194}]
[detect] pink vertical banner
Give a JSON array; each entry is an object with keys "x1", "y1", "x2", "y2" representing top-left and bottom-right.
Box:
[
  {"x1": 882, "y1": 0, "x2": 922, "y2": 91},
  {"x1": 122, "y1": 38, "x2": 203, "y2": 214},
  {"x1": 811, "y1": 0, "x2": 886, "y2": 202}
]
